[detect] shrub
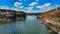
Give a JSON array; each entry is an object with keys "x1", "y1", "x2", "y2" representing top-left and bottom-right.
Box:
[{"x1": 54, "y1": 18, "x2": 60, "y2": 22}]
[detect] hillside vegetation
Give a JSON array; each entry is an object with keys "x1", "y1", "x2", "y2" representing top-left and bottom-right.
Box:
[{"x1": 0, "y1": 9, "x2": 26, "y2": 22}]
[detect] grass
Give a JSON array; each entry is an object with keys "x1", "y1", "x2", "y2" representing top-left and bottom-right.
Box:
[{"x1": 53, "y1": 18, "x2": 60, "y2": 23}]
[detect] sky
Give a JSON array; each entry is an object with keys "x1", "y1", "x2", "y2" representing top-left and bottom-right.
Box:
[{"x1": 0, "y1": 0, "x2": 60, "y2": 13}]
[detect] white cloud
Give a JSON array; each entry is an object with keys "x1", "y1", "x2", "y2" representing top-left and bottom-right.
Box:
[
  {"x1": 25, "y1": 7, "x2": 34, "y2": 13},
  {"x1": 27, "y1": 7, "x2": 34, "y2": 10},
  {"x1": 0, "y1": 6, "x2": 21, "y2": 11},
  {"x1": 29, "y1": 2, "x2": 38, "y2": 6},
  {"x1": 36, "y1": 3, "x2": 51, "y2": 8},
  {"x1": 36, "y1": 5, "x2": 59, "y2": 13},
  {"x1": 36, "y1": 6, "x2": 44, "y2": 8},
  {"x1": 0, "y1": 4, "x2": 60, "y2": 13},
  {"x1": 36, "y1": 3, "x2": 52, "y2": 12},
  {"x1": 43, "y1": 3, "x2": 51, "y2": 7},
  {"x1": 0, "y1": 6, "x2": 10, "y2": 9},
  {"x1": 14, "y1": 2, "x2": 23, "y2": 8},
  {"x1": 20, "y1": 7, "x2": 35, "y2": 13},
  {"x1": 14, "y1": 2, "x2": 22, "y2": 7},
  {"x1": 18, "y1": 6, "x2": 24, "y2": 8}
]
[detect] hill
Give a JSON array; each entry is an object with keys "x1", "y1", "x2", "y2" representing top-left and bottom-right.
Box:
[
  {"x1": 0, "y1": 9, "x2": 26, "y2": 22},
  {"x1": 42, "y1": 7, "x2": 60, "y2": 22},
  {"x1": 26, "y1": 13, "x2": 43, "y2": 15}
]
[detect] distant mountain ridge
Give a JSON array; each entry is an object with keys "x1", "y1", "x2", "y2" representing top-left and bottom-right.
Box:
[{"x1": 26, "y1": 13, "x2": 43, "y2": 15}]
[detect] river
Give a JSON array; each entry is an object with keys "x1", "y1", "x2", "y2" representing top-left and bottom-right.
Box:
[{"x1": 0, "y1": 15, "x2": 53, "y2": 34}]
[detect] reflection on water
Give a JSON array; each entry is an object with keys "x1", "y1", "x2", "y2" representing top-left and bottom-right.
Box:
[{"x1": 0, "y1": 15, "x2": 51, "y2": 34}]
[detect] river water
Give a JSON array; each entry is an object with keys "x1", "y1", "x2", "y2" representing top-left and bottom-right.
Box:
[{"x1": 0, "y1": 15, "x2": 51, "y2": 34}]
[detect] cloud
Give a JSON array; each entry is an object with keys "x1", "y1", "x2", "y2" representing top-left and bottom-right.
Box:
[
  {"x1": 43, "y1": 3, "x2": 51, "y2": 7},
  {"x1": 36, "y1": 3, "x2": 52, "y2": 12},
  {"x1": 24, "y1": 7, "x2": 34, "y2": 13},
  {"x1": 36, "y1": 5, "x2": 60, "y2": 13},
  {"x1": 0, "y1": 6, "x2": 10, "y2": 9},
  {"x1": 36, "y1": 6, "x2": 44, "y2": 8},
  {"x1": 14, "y1": 2, "x2": 22, "y2": 7},
  {"x1": 0, "y1": 6, "x2": 22, "y2": 11},
  {"x1": 36, "y1": 3, "x2": 51, "y2": 8},
  {"x1": 27, "y1": 7, "x2": 34, "y2": 10},
  {"x1": 14, "y1": 2, "x2": 23, "y2": 8},
  {"x1": 19, "y1": 6, "x2": 24, "y2": 8},
  {"x1": 29, "y1": 2, "x2": 38, "y2": 6}
]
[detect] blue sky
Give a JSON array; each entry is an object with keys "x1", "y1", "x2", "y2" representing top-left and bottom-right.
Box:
[{"x1": 0, "y1": 0, "x2": 60, "y2": 13}]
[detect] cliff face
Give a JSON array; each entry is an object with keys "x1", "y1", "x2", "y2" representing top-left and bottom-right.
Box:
[{"x1": 43, "y1": 7, "x2": 60, "y2": 20}]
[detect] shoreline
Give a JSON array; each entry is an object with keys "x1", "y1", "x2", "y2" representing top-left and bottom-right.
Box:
[{"x1": 41, "y1": 18, "x2": 59, "y2": 34}]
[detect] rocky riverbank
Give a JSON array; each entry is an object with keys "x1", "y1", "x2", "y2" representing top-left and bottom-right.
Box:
[
  {"x1": 37, "y1": 7, "x2": 60, "y2": 34},
  {"x1": 42, "y1": 18, "x2": 60, "y2": 33}
]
